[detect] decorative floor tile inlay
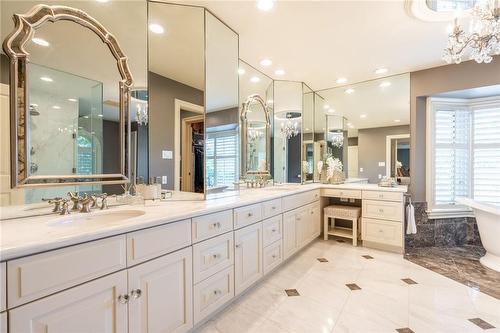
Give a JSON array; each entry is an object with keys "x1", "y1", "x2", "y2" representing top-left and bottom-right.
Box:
[
  {"x1": 285, "y1": 289, "x2": 300, "y2": 296},
  {"x1": 468, "y1": 318, "x2": 496, "y2": 330},
  {"x1": 362, "y1": 255, "x2": 374, "y2": 259},
  {"x1": 396, "y1": 328, "x2": 415, "y2": 333},
  {"x1": 317, "y1": 258, "x2": 329, "y2": 262},
  {"x1": 346, "y1": 283, "x2": 361, "y2": 290},
  {"x1": 401, "y1": 278, "x2": 418, "y2": 285}
]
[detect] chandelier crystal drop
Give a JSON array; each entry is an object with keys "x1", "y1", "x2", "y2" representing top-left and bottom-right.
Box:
[{"x1": 443, "y1": 0, "x2": 500, "y2": 64}]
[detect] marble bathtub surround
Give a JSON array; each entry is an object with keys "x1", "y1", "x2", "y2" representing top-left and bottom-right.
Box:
[
  {"x1": 405, "y1": 201, "x2": 482, "y2": 249},
  {"x1": 196, "y1": 240, "x2": 500, "y2": 333},
  {"x1": 405, "y1": 246, "x2": 500, "y2": 300}
]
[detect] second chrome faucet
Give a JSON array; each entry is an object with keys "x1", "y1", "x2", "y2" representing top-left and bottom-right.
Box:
[{"x1": 44, "y1": 192, "x2": 109, "y2": 215}]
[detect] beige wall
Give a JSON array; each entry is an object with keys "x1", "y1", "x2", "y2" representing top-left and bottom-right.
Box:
[{"x1": 410, "y1": 56, "x2": 500, "y2": 201}]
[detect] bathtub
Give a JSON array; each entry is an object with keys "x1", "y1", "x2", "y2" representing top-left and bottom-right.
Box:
[{"x1": 457, "y1": 198, "x2": 500, "y2": 272}]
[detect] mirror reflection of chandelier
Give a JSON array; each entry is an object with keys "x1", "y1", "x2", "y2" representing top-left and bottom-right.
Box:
[
  {"x1": 132, "y1": 89, "x2": 149, "y2": 126},
  {"x1": 276, "y1": 111, "x2": 301, "y2": 140},
  {"x1": 443, "y1": 0, "x2": 500, "y2": 64},
  {"x1": 330, "y1": 131, "x2": 344, "y2": 148}
]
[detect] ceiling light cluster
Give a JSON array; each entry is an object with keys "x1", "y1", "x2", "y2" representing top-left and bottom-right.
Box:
[
  {"x1": 375, "y1": 68, "x2": 388, "y2": 74},
  {"x1": 250, "y1": 76, "x2": 260, "y2": 83},
  {"x1": 275, "y1": 69, "x2": 285, "y2": 75},
  {"x1": 260, "y1": 58, "x2": 272, "y2": 66},
  {"x1": 149, "y1": 23, "x2": 165, "y2": 34},
  {"x1": 238, "y1": 68, "x2": 246, "y2": 75},
  {"x1": 336, "y1": 77, "x2": 347, "y2": 84},
  {"x1": 379, "y1": 81, "x2": 391, "y2": 88},
  {"x1": 345, "y1": 88, "x2": 355, "y2": 94}
]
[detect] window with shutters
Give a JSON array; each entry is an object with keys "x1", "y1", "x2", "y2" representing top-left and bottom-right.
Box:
[
  {"x1": 427, "y1": 97, "x2": 500, "y2": 217},
  {"x1": 206, "y1": 130, "x2": 239, "y2": 189}
]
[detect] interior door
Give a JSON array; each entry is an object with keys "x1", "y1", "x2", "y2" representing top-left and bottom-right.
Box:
[
  {"x1": 9, "y1": 271, "x2": 128, "y2": 333},
  {"x1": 128, "y1": 247, "x2": 193, "y2": 333},
  {"x1": 234, "y1": 222, "x2": 263, "y2": 295}
]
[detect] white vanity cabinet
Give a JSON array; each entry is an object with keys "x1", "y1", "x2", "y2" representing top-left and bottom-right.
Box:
[
  {"x1": 0, "y1": 262, "x2": 5, "y2": 312},
  {"x1": 283, "y1": 200, "x2": 321, "y2": 260},
  {"x1": 9, "y1": 271, "x2": 128, "y2": 333},
  {"x1": 128, "y1": 247, "x2": 193, "y2": 333},
  {"x1": 234, "y1": 222, "x2": 263, "y2": 295},
  {"x1": 0, "y1": 312, "x2": 6, "y2": 333}
]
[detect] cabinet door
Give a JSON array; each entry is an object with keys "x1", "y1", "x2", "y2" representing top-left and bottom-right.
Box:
[
  {"x1": 0, "y1": 312, "x2": 6, "y2": 333},
  {"x1": 309, "y1": 202, "x2": 321, "y2": 240},
  {"x1": 9, "y1": 271, "x2": 128, "y2": 333},
  {"x1": 128, "y1": 247, "x2": 193, "y2": 333},
  {"x1": 297, "y1": 208, "x2": 312, "y2": 249},
  {"x1": 283, "y1": 212, "x2": 298, "y2": 260},
  {"x1": 234, "y1": 222, "x2": 263, "y2": 295}
]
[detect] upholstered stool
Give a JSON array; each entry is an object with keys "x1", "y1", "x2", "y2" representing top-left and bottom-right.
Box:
[{"x1": 323, "y1": 205, "x2": 361, "y2": 246}]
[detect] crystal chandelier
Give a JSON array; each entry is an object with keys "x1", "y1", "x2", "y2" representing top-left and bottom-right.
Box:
[
  {"x1": 248, "y1": 128, "x2": 264, "y2": 142},
  {"x1": 443, "y1": 0, "x2": 500, "y2": 64},
  {"x1": 136, "y1": 104, "x2": 148, "y2": 126},
  {"x1": 330, "y1": 132, "x2": 344, "y2": 148},
  {"x1": 280, "y1": 120, "x2": 299, "y2": 139}
]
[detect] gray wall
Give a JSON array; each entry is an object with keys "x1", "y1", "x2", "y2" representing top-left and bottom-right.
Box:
[
  {"x1": 358, "y1": 125, "x2": 410, "y2": 183},
  {"x1": 410, "y1": 56, "x2": 500, "y2": 201},
  {"x1": 149, "y1": 71, "x2": 204, "y2": 190}
]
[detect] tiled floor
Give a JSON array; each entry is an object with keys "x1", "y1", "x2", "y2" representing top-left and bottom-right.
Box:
[
  {"x1": 405, "y1": 246, "x2": 500, "y2": 300},
  {"x1": 196, "y1": 240, "x2": 500, "y2": 333}
]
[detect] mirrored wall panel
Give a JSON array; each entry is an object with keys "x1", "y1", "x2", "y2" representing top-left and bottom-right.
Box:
[
  {"x1": 302, "y1": 84, "x2": 314, "y2": 183},
  {"x1": 205, "y1": 11, "x2": 239, "y2": 198},
  {"x1": 314, "y1": 73, "x2": 410, "y2": 185},
  {"x1": 238, "y1": 60, "x2": 274, "y2": 184},
  {"x1": 0, "y1": 0, "x2": 147, "y2": 204},
  {"x1": 148, "y1": 2, "x2": 205, "y2": 200}
]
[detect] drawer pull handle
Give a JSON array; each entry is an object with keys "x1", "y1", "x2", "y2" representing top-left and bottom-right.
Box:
[
  {"x1": 212, "y1": 253, "x2": 221, "y2": 259},
  {"x1": 247, "y1": 212, "x2": 253, "y2": 217},
  {"x1": 212, "y1": 222, "x2": 221, "y2": 229},
  {"x1": 235, "y1": 244, "x2": 241, "y2": 248},
  {"x1": 118, "y1": 294, "x2": 130, "y2": 304},
  {"x1": 271, "y1": 206, "x2": 276, "y2": 210},
  {"x1": 131, "y1": 289, "x2": 142, "y2": 299},
  {"x1": 297, "y1": 217, "x2": 301, "y2": 221},
  {"x1": 213, "y1": 289, "x2": 222, "y2": 296},
  {"x1": 310, "y1": 211, "x2": 314, "y2": 215},
  {"x1": 379, "y1": 209, "x2": 384, "y2": 213},
  {"x1": 272, "y1": 255, "x2": 277, "y2": 259},
  {"x1": 378, "y1": 229, "x2": 383, "y2": 233},
  {"x1": 379, "y1": 194, "x2": 384, "y2": 198}
]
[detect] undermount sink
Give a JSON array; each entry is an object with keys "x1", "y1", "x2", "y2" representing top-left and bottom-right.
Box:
[
  {"x1": 262, "y1": 186, "x2": 299, "y2": 191},
  {"x1": 48, "y1": 209, "x2": 146, "y2": 227}
]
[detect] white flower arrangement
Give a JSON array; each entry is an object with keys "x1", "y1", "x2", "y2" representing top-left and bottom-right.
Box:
[{"x1": 326, "y1": 157, "x2": 343, "y2": 182}]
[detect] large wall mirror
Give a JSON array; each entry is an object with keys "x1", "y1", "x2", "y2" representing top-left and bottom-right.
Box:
[
  {"x1": 1, "y1": 0, "x2": 147, "y2": 205},
  {"x1": 148, "y1": 2, "x2": 205, "y2": 201},
  {"x1": 205, "y1": 11, "x2": 239, "y2": 198},
  {"x1": 314, "y1": 73, "x2": 410, "y2": 185}
]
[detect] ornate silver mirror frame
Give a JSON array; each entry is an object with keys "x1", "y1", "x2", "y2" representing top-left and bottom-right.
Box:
[
  {"x1": 2, "y1": 4, "x2": 133, "y2": 188},
  {"x1": 240, "y1": 94, "x2": 271, "y2": 177}
]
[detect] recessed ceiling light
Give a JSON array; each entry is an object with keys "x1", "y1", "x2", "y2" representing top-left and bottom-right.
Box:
[
  {"x1": 360, "y1": 114, "x2": 367, "y2": 118},
  {"x1": 305, "y1": 128, "x2": 310, "y2": 131},
  {"x1": 257, "y1": 0, "x2": 275, "y2": 11},
  {"x1": 267, "y1": 99, "x2": 274, "y2": 104},
  {"x1": 260, "y1": 58, "x2": 272, "y2": 67},
  {"x1": 68, "y1": 98, "x2": 77, "y2": 102},
  {"x1": 83, "y1": 115, "x2": 90, "y2": 119},
  {"x1": 40, "y1": 76, "x2": 53, "y2": 82},
  {"x1": 394, "y1": 119, "x2": 401, "y2": 123},
  {"x1": 52, "y1": 105, "x2": 61, "y2": 109},
  {"x1": 345, "y1": 88, "x2": 355, "y2": 94},
  {"x1": 375, "y1": 68, "x2": 388, "y2": 74},
  {"x1": 97, "y1": 114, "x2": 104, "y2": 117},
  {"x1": 32, "y1": 38, "x2": 49, "y2": 47},
  {"x1": 328, "y1": 108, "x2": 335, "y2": 113},
  {"x1": 323, "y1": 104, "x2": 330, "y2": 109},
  {"x1": 336, "y1": 77, "x2": 347, "y2": 84},
  {"x1": 380, "y1": 81, "x2": 391, "y2": 88},
  {"x1": 96, "y1": 0, "x2": 109, "y2": 3},
  {"x1": 250, "y1": 76, "x2": 260, "y2": 83},
  {"x1": 238, "y1": 68, "x2": 245, "y2": 75},
  {"x1": 275, "y1": 69, "x2": 285, "y2": 76},
  {"x1": 149, "y1": 23, "x2": 165, "y2": 34}
]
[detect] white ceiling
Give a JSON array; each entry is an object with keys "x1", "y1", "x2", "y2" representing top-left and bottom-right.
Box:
[
  {"x1": 189, "y1": 0, "x2": 452, "y2": 91},
  {"x1": 316, "y1": 73, "x2": 410, "y2": 136},
  {"x1": 148, "y1": 2, "x2": 205, "y2": 91}
]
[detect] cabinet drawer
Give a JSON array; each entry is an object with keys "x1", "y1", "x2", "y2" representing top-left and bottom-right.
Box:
[
  {"x1": 362, "y1": 200, "x2": 403, "y2": 222},
  {"x1": 263, "y1": 240, "x2": 283, "y2": 275},
  {"x1": 262, "y1": 198, "x2": 282, "y2": 219},
  {"x1": 193, "y1": 232, "x2": 233, "y2": 284},
  {"x1": 193, "y1": 266, "x2": 234, "y2": 324},
  {"x1": 8, "y1": 235, "x2": 126, "y2": 308},
  {"x1": 192, "y1": 210, "x2": 233, "y2": 243},
  {"x1": 282, "y1": 190, "x2": 320, "y2": 211},
  {"x1": 233, "y1": 203, "x2": 262, "y2": 229},
  {"x1": 127, "y1": 219, "x2": 191, "y2": 266},
  {"x1": 263, "y1": 215, "x2": 283, "y2": 247},
  {"x1": 321, "y1": 188, "x2": 361, "y2": 199},
  {"x1": 0, "y1": 262, "x2": 5, "y2": 312},
  {"x1": 362, "y1": 190, "x2": 402, "y2": 202},
  {"x1": 362, "y1": 218, "x2": 403, "y2": 247}
]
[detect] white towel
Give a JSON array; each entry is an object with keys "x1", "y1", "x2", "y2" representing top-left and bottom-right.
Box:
[{"x1": 406, "y1": 202, "x2": 417, "y2": 235}]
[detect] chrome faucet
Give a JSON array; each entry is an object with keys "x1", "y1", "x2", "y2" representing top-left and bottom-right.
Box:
[
  {"x1": 45, "y1": 192, "x2": 109, "y2": 214},
  {"x1": 80, "y1": 194, "x2": 92, "y2": 213},
  {"x1": 68, "y1": 192, "x2": 82, "y2": 211}
]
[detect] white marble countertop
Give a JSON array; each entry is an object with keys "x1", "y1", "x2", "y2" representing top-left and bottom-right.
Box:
[{"x1": 0, "y1": 183, "x2": 407, "y2": 261}]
